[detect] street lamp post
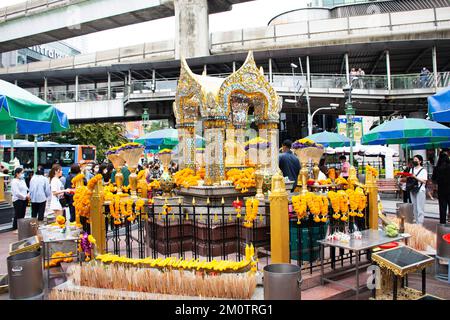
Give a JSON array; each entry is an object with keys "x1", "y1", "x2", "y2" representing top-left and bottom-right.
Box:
[
  {"x1": 310, "y1": 104, "x2": 339, "y2": 134},
  {"x1": 343, "y1": 84, "x2": 356, "y2": 166},
  {"x1": 142, "y1": 108, "x2": 149, "y2": 134}
]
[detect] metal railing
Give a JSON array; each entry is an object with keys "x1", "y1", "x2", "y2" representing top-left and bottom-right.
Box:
[
  {"x1": 36, "y1": 87, "x2": 125, "y2": 103},
  {"x1": 211, "y1": 8, "x2": 450, "y2": 50},
  {"x1": 0, "y1": 0, "x2": 87, "y2": 22},
  {"x1": 28, "y1": 71, "x2": 448, "y2": 104},
  {"x1": 101, "y1": 193, "x2": 370, "y2": 274}
]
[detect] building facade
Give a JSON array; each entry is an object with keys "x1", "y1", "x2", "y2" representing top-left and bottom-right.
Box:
[{"x1": 0, "y1": 41, "x2": 80, "y2": 68}]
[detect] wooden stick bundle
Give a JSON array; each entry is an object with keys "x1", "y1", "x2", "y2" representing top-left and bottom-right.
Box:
[
  {"x1": 66, "y1": 263, "x2": 256, "y2": 299},
  {"x1": 389, "y1": 217, "x2": 436, "y2": 251}
]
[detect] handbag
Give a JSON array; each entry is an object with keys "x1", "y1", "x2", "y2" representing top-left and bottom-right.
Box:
[
  {"x1": 405, "y1": 168, "x2": 423, "y2": 193},
  {"x1": 59, "y1": 196, "x2": 68, "y2": 208}
]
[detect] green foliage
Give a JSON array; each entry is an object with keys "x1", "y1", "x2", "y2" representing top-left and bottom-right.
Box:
[{"x1": 43, "y1": 123, "x2": 129, "y2": 162}]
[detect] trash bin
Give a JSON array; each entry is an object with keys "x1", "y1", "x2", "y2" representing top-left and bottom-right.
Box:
[
  {"x1": 397, "y1": 203, "x2": 414, "y2": 224},
  {"x1": 263, "y1": 264, "x2": 302, "y2": 300},
  {"x1": 7, "y1": 251, "x2": 43, "y2": 300},
  {"x1": 18, "y1": 218, "x2": 38, "y2": 241},
  {"x1": 437, "y1": 223, "x2": 450, "y2": 259}
]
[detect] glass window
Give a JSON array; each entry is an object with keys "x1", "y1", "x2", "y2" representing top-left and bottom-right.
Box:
[{"x1": 81, "y1": 147, "x2": 96, "y2": 161}]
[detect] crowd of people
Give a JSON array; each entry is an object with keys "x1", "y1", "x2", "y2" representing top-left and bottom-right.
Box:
[
  {"x1": 9, "y1": 157, "x2": 179, "y2": 232},
  {"x1": 278, "y1": 138, "x2": 450, "y2": 226},
  {"x1": 399, "y1": 149, "x2": 450, "y2": 225}
]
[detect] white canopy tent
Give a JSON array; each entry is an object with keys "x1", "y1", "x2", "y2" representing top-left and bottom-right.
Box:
[{"x1": 324, "y1": 144, "x2": 399, "y2": 179}]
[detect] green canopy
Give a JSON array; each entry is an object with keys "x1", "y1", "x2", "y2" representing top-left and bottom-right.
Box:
[
  {"x1": 135, "y1": 128, "x2": 205, "y2": 152},
  {"x1": 362, "y1": 118, "x2": 450, "y2": 145},
  {"x1": 0, "y1": 80, "x2": 70, "y2": 172},
  {"x1": 0, "y1": 79, "x2": 69, "y2": 134},
  {"x1": 306, "y1": 131, "x2": 350, "y2": 148}
]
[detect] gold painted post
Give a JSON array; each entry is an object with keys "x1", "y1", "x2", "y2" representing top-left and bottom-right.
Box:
[
  {"x1": 0, "y1": 173, "x2": 5, "y2": 202},
  {"x1": 366, "y1": 170, "x2": 379, "y2": 230},
  {"x1": 268, "y1": 171, "x2": 290, "y2": 263},
  {"x1": 90, "y1": 179, "x2": 105, "y2": 254}
]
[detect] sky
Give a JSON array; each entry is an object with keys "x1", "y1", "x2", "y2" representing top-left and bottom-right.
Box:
[{"x1": 1, "y1": 0, "x2": 307, "y2": 53}]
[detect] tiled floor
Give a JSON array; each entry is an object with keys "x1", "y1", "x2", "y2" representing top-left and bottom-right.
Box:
[{"x1": 0, "y1": 213, "x2": 448, "y2": 300}]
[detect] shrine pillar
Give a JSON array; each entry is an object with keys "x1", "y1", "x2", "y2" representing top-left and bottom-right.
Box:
[
  {"x1": 177, "y1": 123, "x2": 196, "y2": 171},
  {"x1": 204, "y1": 119, "x2": 226, "y2": 185}
]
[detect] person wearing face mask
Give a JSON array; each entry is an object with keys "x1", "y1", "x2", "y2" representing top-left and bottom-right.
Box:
[
  {"x1": 82, "y1": 162, "x2": 94, "y2": 181},
  {"x1": 99, "y1": 163, "x2": 110, "y2": 183},
  {"x1": 92, "y1": 163, "x2": 100, "y2": 176},
  {"x1": 49, "y1": 164, "x2": 70, "y2": 217},
  {"x1": 11, "y1": 167, "x2": 30, "y2": 231},
  {"x1": 409, "y1": 155, "x2": 427, "y2": 225}
]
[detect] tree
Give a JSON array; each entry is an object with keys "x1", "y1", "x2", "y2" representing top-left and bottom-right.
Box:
[{"x1": 43, "y1": 123, "x2": 129, "y2": 162}]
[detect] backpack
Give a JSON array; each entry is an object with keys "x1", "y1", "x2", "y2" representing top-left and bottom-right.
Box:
[{"x1": 405, "y1": 168, "x2": 423, "y2": 193}]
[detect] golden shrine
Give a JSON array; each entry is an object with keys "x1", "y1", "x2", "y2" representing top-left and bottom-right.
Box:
[{"x1": 173, "y1": 51, "x2": 282, "y2": 186}]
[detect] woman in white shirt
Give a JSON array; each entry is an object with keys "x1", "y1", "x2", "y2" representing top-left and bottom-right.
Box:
[
  {"x1": 11, "y1": 167, "x2": 29, "y2": 231},
  {"x1": 49, "y1": 164, "x2": 68, "y2": 217},
  {"x1": 410, "y1": 154, "x2": 427, "y2": 225}
]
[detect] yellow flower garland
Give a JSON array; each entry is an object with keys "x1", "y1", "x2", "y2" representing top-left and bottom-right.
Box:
[
  {"x1": 71, "y1": 173, "x2": 85, "y2": 187},
  {"x1": 226, "y1": 168, "x2": 256, "y2": 193},
  {"x1": 292, "y1": 192, "x2": 329, "y2": 224},
  {"x1": 244, "y1": 198, "x2": 259, "y2": 228},
  {"x1": 95, "y1": 253, "x2": 252, "y2": 273}
]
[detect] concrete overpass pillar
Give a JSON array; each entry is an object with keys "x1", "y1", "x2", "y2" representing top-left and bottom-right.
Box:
[
  {"x1": 268, "y1": 58, "x2": 273, "y2": 83},
  {"x1": 75, "y1": 75, "x2": 79, "y2": 102},
  {"x1": 174, "y1": 0, "x2": 210, "y2": 59},
  {"x1": 432, "y1": 46, "x2": 438, "y2": 88},
  {"x1": 306, "y1": 56, "x2": 311, "y2": 88},
  {"x1": 344, "y1": 53, "x2": 350, "y2": 85},
  {"x1": 386, "y1": 50, "x2": 391, "y2": 91},
  {"x1": 107, "y1": 72, "x2": 111, "y2": 100},
  {"x1": 44, "y1": 77, "x2": 48, "y2": 102}
]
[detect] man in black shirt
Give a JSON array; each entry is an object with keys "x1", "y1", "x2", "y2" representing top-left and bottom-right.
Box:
[{"x1": 278, "y1": 139, "x2": 300, "y2": 192}]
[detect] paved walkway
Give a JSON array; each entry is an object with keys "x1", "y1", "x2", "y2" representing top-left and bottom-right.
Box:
[{"x1": 381, "y1": 197, "x2": 440, "y2": 220}]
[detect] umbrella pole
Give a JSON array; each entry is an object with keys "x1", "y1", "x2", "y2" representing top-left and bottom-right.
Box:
[
  {"x1": 34, "y1": 135, "x2": 38, "y2": 173},
  {"x1": 10, "y1": 135, "x2": 14, "y2": 170}
]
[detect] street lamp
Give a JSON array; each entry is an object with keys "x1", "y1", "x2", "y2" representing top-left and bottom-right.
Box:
[
  {"x1": 142, "y1": 108, "x2": 149, "y2": 133},
  {"x1": 343, "y1": 80, "x2": 357, "y2": 166},
  {"x1": 310, "y1": 104, "x2": 339, "y2": 135}
]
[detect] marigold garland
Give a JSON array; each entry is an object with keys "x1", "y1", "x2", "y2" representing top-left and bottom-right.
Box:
[
  {"x1": 328, "y1": 191, "x2": 345, "y2": 220},
  {"x1": 355, "y1": 187, "x2": 367, "y2": 218},
  {"x1": 95, "y1": 253, "x2": 252, "y2": 272},
  {"x1": 148, "y1": 179, "x2": 161, "y2": 190},
  {"x1": 44, "y1": 251, "x2": 74, "y2": 268},
  {"x1": 292, "y1": 192, "x2": 329, "y2": 224},
  {"x1": 87, "y1": 174, "x2": 103, "y2": 190},
  {"x1": 71, "y1": 173, "x2": 85, "y2": 187},
  {"x1": 173, "y1": 168, "x2": 203, "y2": 188},
  {"x1": 366, "y1": 165, "x2": 379, "y2": 178},
  {"x1": 292, "y1": 194, "x2": 308, "y2": 224},
  {"x1": 226, "y1": 168, "x2": 256, "y2": 193},
  {"x1": 243, "y1": 198, "x2": 259, "y2": 228},
  {"x1": 73, "y1": 186, "x2": 93, "y2": 219},
  {"x1": 137, "y1": 170, "x2": 146, "y2": 180}
]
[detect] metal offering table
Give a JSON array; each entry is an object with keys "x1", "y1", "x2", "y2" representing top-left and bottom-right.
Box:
[
  {"x1": 371, "y1": 246, "x2": 434, "y2": 300},
  {"x1": 318, "y1": 229, "x2": 410, "y2": 299},
  {"x1": 40, "y1": 226, "x2": 82, "y2": 288}
]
